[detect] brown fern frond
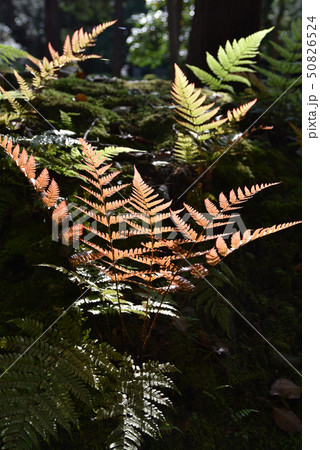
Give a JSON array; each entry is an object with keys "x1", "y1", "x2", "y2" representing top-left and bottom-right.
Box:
[
  {"x1": 170, "y1": 210, "x2": 198, "y2": 241},
  {"x1": 81, "y1": 241, "x2": 113, "y2": 260},
  {"x1": 80, "y1": 185, "x2": 104, "y2": 203},
  {"x1": 35, "y1": 169, "x2": 50, "y2": 192},
  {"x1": 62, "y1": 224, "x2": 83, "y2": 245},
  {"x1": 189, "y1": 263, "x2": 209, "y2": 278},
  {"x1": 160, "y1": 274, "x2": 195, "y2": 292},
  {"x1": 227, "y1": 98, "x2": 257, "y2": 122},
  {"x1": 24, "y1": 154, "x2": 36, "y2": 179},
  {"x1": 0, "y1": 136, "x2": 39, "y2": 186},
  {"x1": 83, "y1": 226, "x2": 112, "y2": 243},
  {"x1": 130, "y1": 167, "x2": 172, "y2": 217},
  {"x1": 79, "y1": 174, "x2": 102, "y2": 190},
  {"x1": 102, "y1": 184, "x2": 129, "y2": 199},
  {"x1": 204, "y1": 182, "x2": 280, "y2": 221},
  {"x1": 69, "y1": 250, "x2": 103, "y2": 266},
  {"x1": 183, "y1": 203, "x2": 210, "y2": 228},
  {"x1": 219, "y1": 182, "x2": 280, "y2": 212},
  {"x1": 48, "y1": 42, "x2": 59, "y2": 60},
  {"x1": 52, "y1": 201, "x2": 69, "y2": 225},
  {"x1": 206, "y1": 221, "x2": 302, "y2": 266},
  {"x1": 42, "y1": 179, "x2": 59, "y2": 208},
  {"x1": 70, "y1": 21, "x2": 117, "y2": 55}
]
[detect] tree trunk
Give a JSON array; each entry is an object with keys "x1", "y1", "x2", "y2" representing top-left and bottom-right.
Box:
[
  {"x1": 0, "y1": 0, "x2": 15, "y2": 32},
  {"x1": 187, "y1": 0, "x2": 263, "y2": 79},
  {"x1": 45, "y1": 0, "x2": 61, "y2": 55},
  {"x1": 112, "y1": 0, "x2": 124, "y2": 77},
  {"x1": 167, "y1": 0, "x2": 183, "y2": 78}
]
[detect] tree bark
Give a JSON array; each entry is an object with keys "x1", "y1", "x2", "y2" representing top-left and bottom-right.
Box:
[
  {"x1": 112, "y1": 0, "x2": 124, "y2": 77},
  {"x1": 45, "y1": 0, "x2": 61, "y2": 55},
  {"x1": 187, "y1": 0, "x2": 263, "y2": 79},
  {"x1": 167, "y1": 0, "x2": 183, "y2": 78}
]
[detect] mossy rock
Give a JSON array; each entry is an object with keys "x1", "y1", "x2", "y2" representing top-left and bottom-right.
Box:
[
  {"x1": 139, "y1": 111, "x2": 174, "y2": 144},
  {"x1": 35, "y1": 88, "x2": 122, "y2": 138}
]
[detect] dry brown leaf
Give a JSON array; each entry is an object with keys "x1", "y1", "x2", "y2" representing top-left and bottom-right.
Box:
[
  {"x1": 270, "y1": 378, "x2": 301, "y2": 399},
  {"x1": 272, "y1": 407, "x2": 302, "y2": 433}
]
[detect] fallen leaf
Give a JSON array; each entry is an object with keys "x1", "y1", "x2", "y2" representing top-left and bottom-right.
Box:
[
  {"x1": 270, "y1": 378, "x2": 301, "y2": 399},
  {"x1": 272, "y1": 407, "x2": 302, "y2": 433},
  {"x1": 75, "y1": 93, "x2": 88, "y2": 102}
]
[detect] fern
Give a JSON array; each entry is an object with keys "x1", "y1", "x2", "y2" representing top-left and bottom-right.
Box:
[
  {"x1": 256, "y1": 18, "x2": 302, "y2": 124},
  {"x1": 0, "y1": 316, "x2": 177, "y2": 449},
  {"x1": 0, "y1": 136, "x2": 301, "y2": 449},
  {"x1": 99, "y1": 359, "x2": 177, "y2": 450},
  {"x1": 0, "y1": 135, "x2": 300, "y2": 300},
  {"x1": 100, "y1": 146, "x2": 146, "y2": 162},
  {"x1": 0, "y1": 44, "x2": 29, "y2": 69},
  {"x1": 172, "y1": 63, "x2": 228, "y2": 139},
  {"x1": 192, "y1": 264, "x2": 236, "y2": 337},
  {"x1": 0, "y1": 134, "x2": 82, "y2": 243},
  {"x1": 230, "y1": 408, "x2": 259, "y2": 422},
  {"x1": 0, "y1": 21, "x2": 116, "y2": 128},
  {"x1": 0, "y1": 316, "x2": 118, "y2": 448},
  {"x1": 171, "y1": 65, "x2": 258, "y2": 166},
  {"x1": 187, "y1": 28, "x2": 273, "y2": 93}
]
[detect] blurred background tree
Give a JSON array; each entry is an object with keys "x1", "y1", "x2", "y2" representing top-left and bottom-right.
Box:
[{"x1": 0, "y1": 0, "x2": 301, "y2": 78}]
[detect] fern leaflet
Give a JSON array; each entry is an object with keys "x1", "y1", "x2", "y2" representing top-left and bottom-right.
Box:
[{"x1": 187, "y1": 28, "x2": 273, "y2": 93}]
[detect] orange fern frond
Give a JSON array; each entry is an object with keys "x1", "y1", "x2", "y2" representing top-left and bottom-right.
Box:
[
  {"x1": 204, "y1": 182, "x2": 280, "y2": 223},
  {"x1": 69, "y1": 250, "x2": 103, "y2": 266},
  {"x1": 27, "y1": 22, "x2": 116, "y2": 88},
  {"x1": 170, "y1": 210, "x2": 198, "y2": 241},
  {"x1": 206, "y1": 221, "x2": 302, "y2": 266},
  {"x1": 42, "y1": 179, "x2": 60, "y2": 208},
  {"x1": 227, "y1": 98, "x2": 257, "y2": 122},
  {"x1": 129, "y1": 167, "x2": 172, "y2": 217},
  {"x1": 0, "y1": 136, "x2": 67, "y2": 229},
  {"x1": 35, "y1": 169, "x2": 50, "y2": 192},
  {"x1": 183, "y1": 203, "x2": 210, "y2": 228},
  {"x1": 62, "y1": 224, "x2": 83, "y2": 245},
  {"x1": 52, "y1": 201, "x2": 69, "y2": 225}
]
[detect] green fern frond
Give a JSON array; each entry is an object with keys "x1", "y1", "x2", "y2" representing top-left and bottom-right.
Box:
[
  {"x1": 192, "y1": 265, "x2": 236, "y2": 337},
  {"x1": 187, "y1": 28, "x2": 273, "y2": 93},
  {"x1": 0, "y1": 318, "x2": 93, "y2": 448},
  {"x1": 100, "y1": 358, "x2": 177, "y2": 450},
  {"x1": 0, "y1": 315, "x2": 140, "y2": 449},
  {"x1": 172, "y1": 64, "x2": 228, "y2": 136},
  {"x1": 257, "y1": 18, "x2": 302, "y2": 123},
  {"x1": 0, "y1": 86, "x2": 24, "y2": 115},
  {"x1": 173, "y1": 132, "x2": 200, "y2": 165},
  {"x1": 13, "y1": 70, "x2": 35, "y2": 101},
  {"x1": 0, "y1": 44, "x2": 29, "y2": 69},
  {"x1": 100, "y1": 146, "x2": 146, "y2": 161},
  {"x1": 59, "y1": 110, "x2": 80, "y2": 131}
]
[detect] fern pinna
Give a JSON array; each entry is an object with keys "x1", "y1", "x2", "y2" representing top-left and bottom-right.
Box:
[
  {"x1": 171, "y1": 64, "x2": 259, "y2": 166},
  {"x1": 0, "y1": 21, "x2": 115, "y2": 127},
  {"x1": 187, "y1": 27, "x2": 273, "y2": 93}
]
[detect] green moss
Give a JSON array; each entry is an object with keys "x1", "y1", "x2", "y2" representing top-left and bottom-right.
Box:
[
  {"x1": 139, "y1": 111, "x2": 174, "y2": 143},
  {"x1": 35, "y1": 88, "x2": 122, "y2": 138}
]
